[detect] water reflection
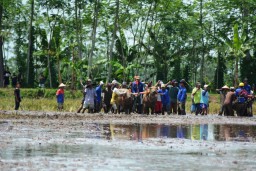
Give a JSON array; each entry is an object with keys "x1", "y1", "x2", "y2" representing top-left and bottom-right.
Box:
[
  {"x1": 0, "y1": 121, "x2": 255, "y2": 142},
  {"x1": 0, "y1": 121, "x2": 256, "y2": 164},
  {"x1": 101, "y1": 124, "x2": 256, "y2": 142}
]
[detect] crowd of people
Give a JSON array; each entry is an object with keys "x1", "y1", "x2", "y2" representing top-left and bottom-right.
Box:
[
  {"x1": 56, "y1": 76, "x2": 210, "y2": 115},
  {"x1": 217, "y1": 78, "x2": 254, "y2": 117},
  {"x1": 8, "y1": 71, "x2": 254, "y2": 116}
]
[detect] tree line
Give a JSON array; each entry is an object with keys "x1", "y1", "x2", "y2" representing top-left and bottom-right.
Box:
[{"x1": 0, "y1": 0, "x2": 255, "y2": 89}]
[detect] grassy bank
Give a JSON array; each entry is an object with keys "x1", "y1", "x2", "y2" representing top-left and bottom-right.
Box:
[
  {"x1": 0, "y1": 88, "x2": 82, "y2": 112},
  {"x1": 0, "y1": 88, "x2": 255, "y2": 114}
]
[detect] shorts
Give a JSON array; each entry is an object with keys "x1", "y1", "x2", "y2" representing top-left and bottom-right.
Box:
[
  {"x1": 112, "y1": 103, "x2": 117, "y2": 110},
  {"x1": 83, "y1": 103, "x2": 94, "y2": 109},
  {"x1": 201, "y1": 103, "x2": 208, "y2": 109}
]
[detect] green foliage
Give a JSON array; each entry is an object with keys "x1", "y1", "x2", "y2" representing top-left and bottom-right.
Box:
[
  {"x1": 183, "y1": 64, "x2": 190, "y2": 85},
  {"x1": 1, "y1": 0, "x2": 256, "y2": 89},
  {"x1": 111, "y1": 61, "x2": 140, "y2": 81},
  {"x1": 214, "y1": 54, "x2": 226, "y2": 89},
  {"x1": 240, "y1": 52, "x2": 256, "y2": 85}
]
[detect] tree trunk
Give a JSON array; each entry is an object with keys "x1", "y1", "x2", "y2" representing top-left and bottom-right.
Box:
[
  {"x1": 46, "y1": 7, "x2": 56, "y2": 88},
  {"x1": 199, "y1": 0, "x2": 205, "y2": 83},
  {"x1": 71, "y1": 46, "x2": 75, "y2": 89},
  {"x1": 26, "y1": 0, "x2": 34, "y2": 87},
  {"x1": 87, "y1": 0, "x2": 100, "y2": 78},
  {"x1": 136, "y1": 2, "x2": 153, "y2": 75},
  {"x1": 0, "y1": 3, "x2": 4, "y2": 87},
  {"x1": 107, "y1": 0, "x2": 119, "y2": 82},
  {"x1": 104, "y1": 21, "x2": 110, "y2": 81},
  {"x1": 47, "y1": 43, "x2": 52, "y2": 88},
  {"x1": 75, "y1": 0, "x2": 82, "y2": 59},
  {"x1": 234, "y1": 55, "x2": 239, "y2": 87},
  {"x1": 57, "y1": 49, "x2": 62, "y2": 84}
]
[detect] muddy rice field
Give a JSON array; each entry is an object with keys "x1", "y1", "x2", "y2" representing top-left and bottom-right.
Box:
[{"x1": 1, "y1": 110, "x2": 256, "y2": 171}]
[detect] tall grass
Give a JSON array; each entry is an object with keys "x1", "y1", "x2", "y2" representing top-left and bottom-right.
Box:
[
  {"x1": 0, "y1": 88, "x2": 82, "y2": 112},
  {"x1": 0, "y1": 97, "x2": 81, "y2": 112}
]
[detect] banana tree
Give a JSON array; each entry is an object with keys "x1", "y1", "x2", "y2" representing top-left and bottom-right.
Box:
[
  {"x1": 220, "y1": 23, "x2": 250, "y2": 86},
  {"x1": 113, "y1": 29, "x2": 140, "y2": 79},
  {"x1": 111, "y1": 61, "x2": 140, "y2": 82}
]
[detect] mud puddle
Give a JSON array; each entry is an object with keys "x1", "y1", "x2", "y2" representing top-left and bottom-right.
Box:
[{"x1": 0, "y1": 121, "x2": 256, "y2": 170}]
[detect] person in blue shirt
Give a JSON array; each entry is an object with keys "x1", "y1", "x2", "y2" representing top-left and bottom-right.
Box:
[
  {"x1": 200, "y1": 85, "x2": 209, "y2": 115},
  {"x1": 132, "y1": 76, "x2": 144, "y2": 93},
  {"x1": 235, "y1": 82, "x2": 248, "y2": 103},
  {"x1": 177, "y1": 79, "x2": 187, "y2": 115},
  {"x1": 158, "y1": 84, "x2": 170, "y2": 115},
  {"x1": 243, "y1": 78, "x2": 251, "y2": 94},
  {"x1": 235, "y1": 82, "x2": 249, "y2": 116},
  {"x1": 95, "y1": 81, "x2": 104, "y2": 112},
  {"x1": 132, "y1": 76, "x2": 144, "y2": 114}
]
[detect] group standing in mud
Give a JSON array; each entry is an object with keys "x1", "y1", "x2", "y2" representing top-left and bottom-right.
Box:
[
  {"x1": 72, "y1": 76, "x2": 204, "y2": 116},
  {"x1": 71, "y1": 76, "x2": 254, "y2": 116},
  {"x1": 217, "y1": 78, "x2": 254, "y2": 117},
  {"x1": 11, "y1": 73, "x2": 254, "y2": 117}
]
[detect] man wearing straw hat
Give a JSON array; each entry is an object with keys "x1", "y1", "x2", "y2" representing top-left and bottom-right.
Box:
[
  {"x1": 56, "y1": 83, "x2": 66, "y2": 111},
  {"x1": 223, "y1": 87, "x2": 236, "y2": 116},
  {"x1": 82, "y1": 80, "x2": 96, "y2": 113},
  {"x1": 216, "y1": 85, "x2": 230, "y2": 116}
]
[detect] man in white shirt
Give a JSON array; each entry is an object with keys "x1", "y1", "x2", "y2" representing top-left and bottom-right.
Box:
[{"x1": 82, "y1": 83, "x2": 96, "y2": 113}]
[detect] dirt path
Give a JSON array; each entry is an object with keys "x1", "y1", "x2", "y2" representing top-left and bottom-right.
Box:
[{"x1": 1, "y1": 110, "x2": 256, "y2": 125}]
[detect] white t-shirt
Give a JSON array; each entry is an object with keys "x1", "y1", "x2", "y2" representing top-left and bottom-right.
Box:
[{"x1": 84, "y1": 88, "x2": 96, "y2": 105}]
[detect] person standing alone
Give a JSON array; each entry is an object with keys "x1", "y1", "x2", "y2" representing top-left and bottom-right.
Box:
[
  {"x1": 14, "y1": 83, "x2": 21, "y2": 110},
  {"x1": 56, "y1": 83, "x2": 66, "y2": 111}
]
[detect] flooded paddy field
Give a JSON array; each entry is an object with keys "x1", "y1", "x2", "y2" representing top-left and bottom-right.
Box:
[{"x1": 0, "y1": 112, "x2": 256, "y2": 170}]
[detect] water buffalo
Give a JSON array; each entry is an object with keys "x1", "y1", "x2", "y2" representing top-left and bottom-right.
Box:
[
  {"x1": 233, "y1": 98, "x2": 254, "y2": 117},
  {"x1": 115, "y1": 89, "x2": 133, "y2": 114},
  {"x1": 143, "y1": 87, "x2": 158, "y2": 115}
]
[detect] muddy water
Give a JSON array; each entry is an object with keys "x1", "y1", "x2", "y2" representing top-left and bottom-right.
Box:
[{"x1": 0, "y1": 121, "x2": 256, "y2": 170}]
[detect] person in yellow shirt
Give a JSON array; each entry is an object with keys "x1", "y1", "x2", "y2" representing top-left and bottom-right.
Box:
[
  {"x1": 192, "y1": 82, "x2": 202, "y2": 115},
  {"x1": 110, "y1": 82, "x2": 120, "y2": 114}
]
